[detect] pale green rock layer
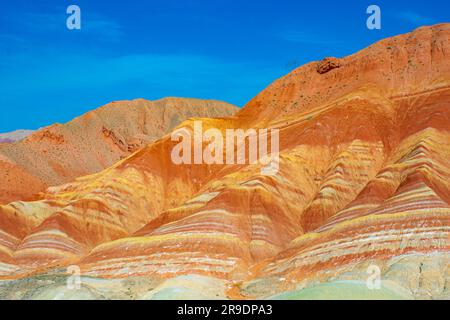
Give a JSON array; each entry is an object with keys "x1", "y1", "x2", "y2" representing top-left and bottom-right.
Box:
[{"x1": 0, "y1": 253, "x2": 448, "y2": 300}]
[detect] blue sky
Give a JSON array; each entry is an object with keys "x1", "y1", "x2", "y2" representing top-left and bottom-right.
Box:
[{"x1": 0, "y1": 0, "x2": 448, "y2": 132}]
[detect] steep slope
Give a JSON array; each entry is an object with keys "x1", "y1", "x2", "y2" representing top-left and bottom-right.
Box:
[
  {"x1": 0, "y1": 24, "x2": 449, "y2": 299},
  {"x1": 0, "y1": 98, "x2": 238, "y2": 204}
]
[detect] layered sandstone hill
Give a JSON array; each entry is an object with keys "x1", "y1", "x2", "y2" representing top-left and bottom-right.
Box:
[
  {"x1": 0, "y1": 98, "x2": 238, "y2": 204},
  {"x1": 0, "y1": 25, "x2": 449, "y2": 299}
]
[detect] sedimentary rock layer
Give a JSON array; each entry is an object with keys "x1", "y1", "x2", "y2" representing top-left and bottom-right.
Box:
[{"x1": 0, "y1": 24, "x2": 449, "y2": 299}]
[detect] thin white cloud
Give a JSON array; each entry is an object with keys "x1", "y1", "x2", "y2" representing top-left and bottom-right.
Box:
[
  {"x1": 81, "y1": 13, "x2": 124, "y2": 41},
  {"x1": 277, "y1": 30, "x2": 344, "y2": 45},
  {"x1": 2, "y1": 10, "x2": 123, "y2": 41},
  {"x1": 398, "y1": 11, "x2": 438, "y2": 26}
]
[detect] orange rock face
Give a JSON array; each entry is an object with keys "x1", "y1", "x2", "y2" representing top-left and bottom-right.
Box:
[
  {"x1": 316, "y1": 57, "x2": 341, "y2": 74},
  {"x1": 0, "y1": 24, "x2": 449, "y2": 299},
  {"x1": 0, "y1": 98, "x2": 238, "y2": 204}
]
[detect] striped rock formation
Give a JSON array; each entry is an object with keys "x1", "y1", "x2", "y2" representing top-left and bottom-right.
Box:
[
  {"x1": 0, "y1": 24, "x2": 449, "y2": 299},
  {"x1": 0, "y1": 98, "x2": 238, "y2": 204}
]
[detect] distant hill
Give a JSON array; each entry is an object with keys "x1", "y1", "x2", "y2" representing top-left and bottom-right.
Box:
[
  {"x1": 0, "y1": 129, "x2": 35, "y2": 143},
  {"x1": 0, "y1": 98, "x2": 238, "y2": 204}
]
